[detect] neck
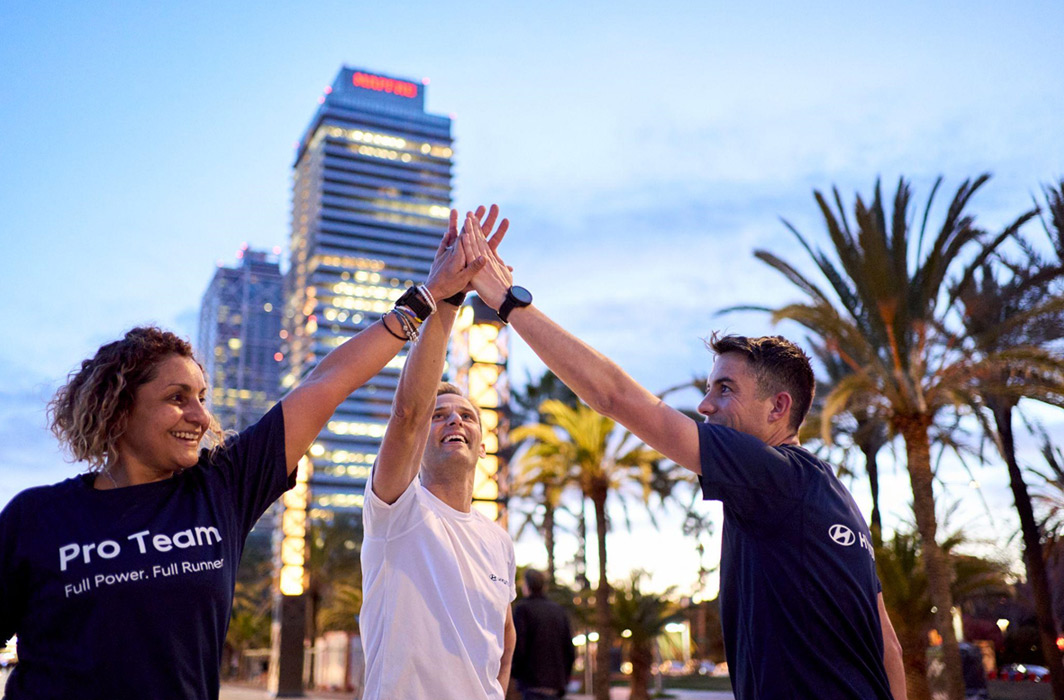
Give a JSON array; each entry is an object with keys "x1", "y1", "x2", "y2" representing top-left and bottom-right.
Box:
[
  {"x1": 776, "y1": 432, "x2": 801, "y2": 447},
  {"x1": 94, "y1": 459, "x2": 175, "y2": 490},
  {"x1": 422, "y1": 472, "x2": 474, "y2": 512}
]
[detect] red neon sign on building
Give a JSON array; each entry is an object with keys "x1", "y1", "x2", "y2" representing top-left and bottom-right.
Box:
[{"x1": 352, "y1": 71, "x2": 418, "y2": 99}]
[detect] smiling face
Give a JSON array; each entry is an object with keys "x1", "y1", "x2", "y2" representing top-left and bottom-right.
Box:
[
  {"x1": 697, "y1": 353, "x2": 778, "y2": 443},
  {"x1": 422, "y1": 392, "x2": 485, "y2": 476},
  {"x1": 113, "y1": 354, "x2": 211, "y2": 482}
]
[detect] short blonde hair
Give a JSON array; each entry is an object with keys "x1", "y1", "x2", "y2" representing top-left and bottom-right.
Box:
[{"x1": 48, "y1": 326, "x2": 223, "y2": 470}]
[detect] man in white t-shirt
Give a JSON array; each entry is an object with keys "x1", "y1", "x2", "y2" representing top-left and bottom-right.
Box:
[{"x1": 360, "y1": 207, "x2": 517, "y2": 700}]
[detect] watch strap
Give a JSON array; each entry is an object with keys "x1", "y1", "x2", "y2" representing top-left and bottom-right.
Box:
[{"x1": 395, "y1": 286, "x2": 432, "y2": 322}]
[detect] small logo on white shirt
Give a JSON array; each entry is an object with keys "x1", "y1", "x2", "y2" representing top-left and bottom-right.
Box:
[
  {"x1": 490, "y1": 573, "x2": 510, "y2": 586},
  {"x1": 829, "y1": 524, "x2": 856, "y2": 546}
]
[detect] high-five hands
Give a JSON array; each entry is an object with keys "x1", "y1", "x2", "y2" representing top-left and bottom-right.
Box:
[
  {"x1": 425, "y1": 209, "x2": 482, "y2": 301},
  {"x1": 464, "y1": 210, "x2": 516, "y2": 311}
]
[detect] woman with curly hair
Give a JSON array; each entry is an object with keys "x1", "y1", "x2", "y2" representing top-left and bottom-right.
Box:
[{"x1": 0, "y1": 207, "x2": 506, "y2": 699}]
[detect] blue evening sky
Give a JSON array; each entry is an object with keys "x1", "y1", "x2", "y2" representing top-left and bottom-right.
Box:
[{"x1": 1, "y1": 0, "x2": 1062, "y2": 593}]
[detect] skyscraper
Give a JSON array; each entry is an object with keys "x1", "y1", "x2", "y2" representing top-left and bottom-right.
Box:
[
  {"x1": 198, "y1": 246, "x2": 284, "y2": 432},
  {"x1": 283, "y1": 66, "x2": 454, "y2": 518}
]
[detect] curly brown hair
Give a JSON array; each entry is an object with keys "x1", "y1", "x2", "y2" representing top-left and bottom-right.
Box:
[{"x1": 48, "y1": 326, "x2": 223, "y2": 470}]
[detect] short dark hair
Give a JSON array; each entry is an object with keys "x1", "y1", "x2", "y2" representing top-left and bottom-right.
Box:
[
  {"x1": 707, "y1": 333, "x2": 815, "y2": 431},
  {"x1": 524, "y1": 568, "x2": 546, "y2": 595}
]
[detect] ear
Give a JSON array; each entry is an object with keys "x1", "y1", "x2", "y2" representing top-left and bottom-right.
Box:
[
  {"x1": 768, "y1": 392, "x2": 793, "y2": 425},
  {"x1": 478, "y1": 442, "x2": 488, "y2": 459}
]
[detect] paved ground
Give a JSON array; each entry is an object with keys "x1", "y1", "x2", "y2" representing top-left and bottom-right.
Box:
[{"x1": 220, "y1": 683, "x2": 735, "y2": 699}]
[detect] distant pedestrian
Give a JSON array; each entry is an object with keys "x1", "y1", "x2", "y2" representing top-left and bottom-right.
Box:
[{"x1": 512, "y1": 569, "x2": 576, "y2": 700}]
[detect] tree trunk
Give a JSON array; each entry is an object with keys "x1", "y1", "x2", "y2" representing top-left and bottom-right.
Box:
[
  {"x1": 593, "y1": 487, "x2": 612, "y2": 700},
  {"x1": 306, "y1": 586, "x2": 321, "y2": 687},
  {"x1": 544, "y1": 492, "x2": 556, "y2": 585},
  {"x1": 898, "y1": 623, "x2": 932, "y2": 700},
  {"x1": 862, "y1": 441, "x2": 883, "y2": 547},
  {"x1": 897, "y1": 415, "x2": 966, "y2": 700},
  {"x1": 992, "y1": 401, "x2": 1064, "y2": 700},
  {"x1": 856, "y1": 416, "x2": 886, "y2": 547},
  {"x1": 628, "y1": 641, "x2": 653, "y2": 700},
  {"x1": 578, "y1": 498, "x2": 589, "y2": 590}
]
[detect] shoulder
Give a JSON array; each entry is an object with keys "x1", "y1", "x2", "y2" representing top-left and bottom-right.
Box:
[
  {"x1": 780, "y1": 445, "x2": 838, "y2": 477},
  {"x1": 1, "y1": 477, "x2": 85, "y2": 526},
  {"x1": 473, "y1": 510, "x2": 512, "y2": 539},
  {"x1": 5, "y1": 476, "x2": 84, "y2": 506},
  {"x1": 471, "y1": 511, "x2": 514, "y2": 558}
]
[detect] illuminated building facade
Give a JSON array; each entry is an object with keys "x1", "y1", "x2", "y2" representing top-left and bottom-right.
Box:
[
  {"x1": 449, "y1": 297, "x2": 511, "y2": 523},
  {"x1": 283, "y1": 66, "x2": 455, "y2": 519},
  {"x1": 198, "y1": 247, "x2": 284, "y2": 432}
]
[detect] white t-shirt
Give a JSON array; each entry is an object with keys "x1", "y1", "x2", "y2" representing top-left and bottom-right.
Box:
[{"x1": 361, "y1": 478, "x2": 517, "y2": 700}]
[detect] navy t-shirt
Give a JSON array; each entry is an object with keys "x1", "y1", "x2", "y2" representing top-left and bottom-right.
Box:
[
  {"x1": 698, "y1": 422, "x2": 891, "y2": 700},
  {"x1": 0, "y1": 402, "x2": 292, "y2": 700}
]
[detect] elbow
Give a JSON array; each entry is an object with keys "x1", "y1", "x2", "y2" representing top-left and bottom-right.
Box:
[
  {"x1": 585, "y1": 376, "x2": 628, "y2": 421},
  {"x1": 389, "y1": 400, "x2": 421, "y2": 427}
]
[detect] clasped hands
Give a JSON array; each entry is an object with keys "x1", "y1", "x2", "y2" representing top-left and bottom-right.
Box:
[{"x1": 426, "y1": 204, "x2": 516, "y2": 313}]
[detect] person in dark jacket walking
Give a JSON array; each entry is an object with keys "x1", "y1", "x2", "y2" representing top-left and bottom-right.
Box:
[{"x1": 512, "y1": 569, "x2": 576, "y2": 699}]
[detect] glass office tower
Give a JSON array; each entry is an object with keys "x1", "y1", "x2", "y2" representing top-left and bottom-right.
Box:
[
  {"x1": 283, "y1": 67, "x2": 454, "y2": 518},
  {"x1": 198, "y1": 247, "x2": 284, "y2": 432}
]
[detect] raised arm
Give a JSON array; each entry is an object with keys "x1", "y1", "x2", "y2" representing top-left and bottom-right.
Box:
[
  {"x1": 468, "y1": 223, "x2": 702, "y2": 474},
  {"x1": 280, "y1": 210, "x2": 476, "y2": 474},
  {"x1": 372, "y1": 208, "x2": 510, "y2": 503}
]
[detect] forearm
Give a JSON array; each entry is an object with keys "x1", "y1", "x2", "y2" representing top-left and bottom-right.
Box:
[
  {"x1": 390, "y1": 306, "x2": 458, "y2": 426},
  {"x1": 302, "y1": 321, "x2": 404, "y2": 403},
  {"x1": 497, "y1": 659, "x2": 512, "y2": 693},
  {"x1": 498, "y1": 605, "x2": 516, "y2": 692},
  {"x1": 497, "y1": 640, "x2": 514, "y2": 692},
  {"x1": 281, "y1": 320, "x2": 405, "y2": 469},
  {"x1": 508, "y1": 305, "x2": 657, "y2": 420},
  {"x1": 884, "y1": 640, "x2": 907, "y2": 700},
  {"x1": 370, "y1": 306, "x2": 458, "y2": 502},
  {"x1": 879, "y1": 596, "x2": 907, "y2": 700}
]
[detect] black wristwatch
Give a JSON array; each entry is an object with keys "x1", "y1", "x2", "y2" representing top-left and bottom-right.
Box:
[
  {"x1": 498, "y1": 286, "x2": 533, "y2": 323},
  {"x1": 395, "y1": 286, "x2": 433, "y2": 322}
]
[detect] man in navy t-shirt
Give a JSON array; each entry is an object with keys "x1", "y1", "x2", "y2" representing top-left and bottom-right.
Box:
[{"x1": 463, "y1": 233, "x2": 906, "y2": 700}]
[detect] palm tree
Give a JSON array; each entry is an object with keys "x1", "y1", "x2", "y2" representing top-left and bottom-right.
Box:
[
  {"x1": 225, "y1": 532, "x2": 273, "y2": 678},
  {"x1": 511, "y1": 370, "x2": 582, "y2": 584},
  {"x1": 611, "y1": 572, "x2": 680, "y2": 700},
  {"x1": 745, "y1": 175, "x2": 1028, "y2": 698},
  {"x1": 317, "y1": 583, "x2": 363, "y2": 633},
  {"x1": 953, "y1": 236, "x2": 1064, "y2": 696},
  {"x1": 305, "y1": 513, "x2": 363, "y2": 681},
  {"x1": 511, "y1": 438, "x2": 571, "y2": 584},
  {"x1": 510, "y1": 399, "x2": 664, "y2": 700},
  {"x1": 877, "y1": 527, "x2": 1010, "y2": 700}
]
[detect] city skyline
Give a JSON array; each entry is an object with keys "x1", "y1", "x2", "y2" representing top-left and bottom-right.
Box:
[{"x1": 2, "y1": 1, "x2": 1062, "y2": 594}]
